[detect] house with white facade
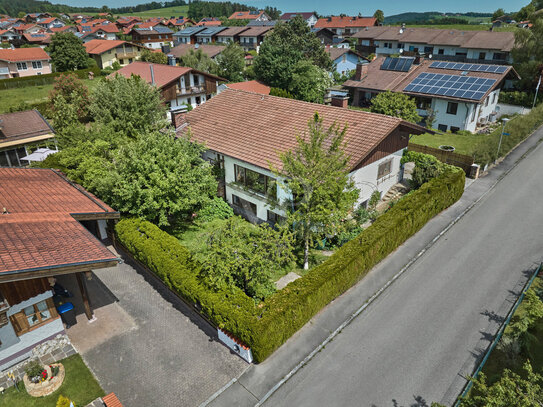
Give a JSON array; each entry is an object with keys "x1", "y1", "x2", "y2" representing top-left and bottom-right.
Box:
[
  {"x1": 195, "y1": 26, "x2": 227, "y2": 44},
  {"x1": 35, "y1": 17, "x2": 65, "y2": 30},
  {"x1": 326, "y1": 46, "x2": 366, "y2": 76},
  {"x1": 351, "y1": 26, "x2": 515, "y2": 65},
  {"x1": 173, "y1": 89, "x2": 427, "y2": 223},
  {"x1": 238, "y1": 26, "x2": 273, "y2": 51},
  {"x1": 280, "y1": 12, "x2": 318, "y2": 28},
  {"x1": 112, "y1": 61, "x2": 225, "y2": 111},
  {"x1": 215, "y1": 26, "x2": 250, "y2": 44},
  {"x1": 343, "y1": 57, "x2": 519, "y2": 132},
  {"x1": 173, "y1": 26, "x2": 206, "y2": 44},
  {"x1": 314, "y1": 16, "x2": 378, "y2": 39},
  {"x1": 0, "y1": 48, "x2": 51, "y2": 79}
]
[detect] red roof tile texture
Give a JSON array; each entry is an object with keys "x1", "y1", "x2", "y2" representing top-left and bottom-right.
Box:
[
  {"x1": 179, "y1": 89, "x2": 424, "y2": 171},
  {"x1": 0, "y1": 47, "x2": 50, "y2": 62},
  {"x1": 226, "y1": 80, "x2": 270, "y2": 95},
  {"x1": 84, "y1": 39, "x2": 126, "y2": 55},
  {"x1": 102, "y1": 393, "x2": 123, "y2": 407},
  {"x1": 315, "y1": 16, "x2": 377, "y2": 29},
  {"x1": 0, "y1": 168, "x2": 118, "y2": 274},
  {"x1": 0, "y1": 110, "x2": 53, "y2": 144},
  {"x1": 228, "y1": 10, "x2": 267, "y2": 20}
]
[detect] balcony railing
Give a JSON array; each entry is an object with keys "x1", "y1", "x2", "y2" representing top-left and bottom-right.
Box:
[
  {"x1": 176, "y1": 84, "x2": 206, "y2": 95},
  {"x1": 116, "y1": 52, "x2": 138, "y2": 59}
]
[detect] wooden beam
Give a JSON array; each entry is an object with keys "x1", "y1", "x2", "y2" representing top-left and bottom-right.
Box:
[
  {"x1": 71, "y1": 212, "x2": 120, "y2": 221},
  {"x1": 76, "y1": 272, "x2": 93, "y2": 321},
  {"x1": 0, "y1": 260, "x2": 119, "y2": 283}
]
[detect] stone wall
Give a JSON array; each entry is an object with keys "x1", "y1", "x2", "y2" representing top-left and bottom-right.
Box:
[{"x1": 0, "y1": 334, "x2": 76, "y2": 389}]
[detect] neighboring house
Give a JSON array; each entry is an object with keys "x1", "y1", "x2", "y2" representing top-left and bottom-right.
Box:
[
  {"x1": 84, "y1": 40, "x2": 145, "y2": 68},
  {"x1": 195, "y1": 17, "x2": 222, "y2": 27},
  {"x1": 343, "y1": 56, "x2": 519, "y2": 132},
  {"x1": 0, "y1": 110, "x2": 55, "y2": 166},
  {"x1": 48, "y1": 26, "x2": 77, "y2": 34},
  {"x1": 351, "y1": 26, "x2": 515, "y2": 64},
  {"x1": 169, "y1": 43, "x2": 224, "y2": 63},
  {"x1": 173, "y1": 89, "x2": 427, "y2": 224},
  {"x1": 0, "y1": 48, "x2": 51, "y2": 79},
  {"x1": 246, "y1": 20, "x2": 277, "y2": 27},
  {"x1": 173, "y1": 26, "x2": 207, "y2": 45},
  {"x1": 36, "y1": 18, "x2": 65, "y2": 29},
  {"x1": 215, "y1": 26, "x2": 250, "y2": 44},
  {"x1": 111, "y1": 61, "x2": 226, "y2": 110},
  {"x1": 195, "y1": 26, "x2": 227, "y2": 43},
  {"x1": 224, "y1": 80, "x2": 270, "y2": 94},
  {"x1": 78, "y1": 25, "x2": 119, "y2": 42},
  {"x1": 12, "y1": 24, "x2": 42, "y2": 34},
  {"x1": 314, "y1": 16, "x2": 378, "y2": 38},
  {"x1": 21, "y1": 33, "x2": 51, "y2": 47},
  {"x1": 24, "y1": 13, "x2": 52, "y2": 23},
  {"x1": 312, "y1": 27, "x2": 335, "y2": 45},
  {"x1": 166, "y1": 17, "x2": 195, "y2": 30},
  {"x1": 326, "y1": 46, "x2": 366, "y2": 75},
  {"x1": 280, "y1": 12, "x2": 318, "y2": 28},
  {"x1": 0, "y1": 167, "x2": 119, "y2": 370},
  {"x1": 116, "y1": 16, "x2": 142, "y2": 28},
  {"x1": 0, "y1": 29, "x2": 20, "y2": 42},
  {"x1": 130, "y1": 24, "x2": 174, "y2": 49},
  {"x1": 238, "y1": 26, "x2": 274, "y2": 51},
  {"x1": 228, "y1": 11, "x2": 270, "y2": 21}
]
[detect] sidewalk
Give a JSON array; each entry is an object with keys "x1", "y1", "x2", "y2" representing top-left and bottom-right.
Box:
[{"x1": 204, "y1": 126, "x2": 543, "y2": 407}]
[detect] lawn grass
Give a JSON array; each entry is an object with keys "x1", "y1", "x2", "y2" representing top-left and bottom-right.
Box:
[
  {"x1": 0, "y1": 354, "x2": 105, "y2": 407},
  {"x1": 409, "y1": 131, "x2": 493, "y2": 156},
  {"x1": 117, "y1": 5, "x2": 189, "y2": 19},
  {"x1": 0, "y1": 79, "x2": 100, "y2": 114}
]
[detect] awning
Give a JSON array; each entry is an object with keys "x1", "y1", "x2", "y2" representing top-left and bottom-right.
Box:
[{"x1": 20, "y1": 148, "x2": 58, "y2": 162}]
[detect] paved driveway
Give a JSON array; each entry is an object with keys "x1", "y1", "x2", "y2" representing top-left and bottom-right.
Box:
[{"x1": 66, "y1": 249, "x2": 247, "y2": 407}]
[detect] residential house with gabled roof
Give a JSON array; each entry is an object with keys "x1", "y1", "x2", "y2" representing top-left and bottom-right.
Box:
[
  {"x1": 0, "y1": 167, "x2": 120, "y2": 370},
  {"x1": 0, "y1": 29, "x2": 20, "y2": 43},
  {"x1": 0, "y1": 48, "x2": 51, "y2": 79},
  {"x1": 169, "y1": 43, "x2": 225, "y2": 63},
  {"x1": 21, "y1": 33, "x2": 51, "y2": 47},
  {"x1": 195, "y1": 17, "x2": 222, "y2": 27},
  {"x1": 11, "y1": 24, "x2": 42, "y2": 35},
  {"x1": 173, "y1": 88, "x2": 427, "y2": 223},
  {"x1": 36, "y1": 18, "x2": 65, "y2": 30},
  {"x1": 351, "y1": 26, "x2": 515, "y2": 64},
  {"x1": 228, "y1": 10, "x2": 270, "y2": 21},
  {"x1": 280, "y1": 12, "x2": 318, "y2": 28},
  {"x1": 111, "y1": 61, "x2": 226, "y2": 110},
  {"x1": 315, "y1": 16, "x2": 378, "y2": 39},
  {"x1": 195, "y1": 26, "x2": 227, "y2": 43},
  {"x1": 129, "y1": 24, "x2": 173, "y2": 49},
  {"x1": 24, "y1": 13, "x2": 52, "y2": 24},
  {"x1": 224, "y1": 80, "x2": 270, "y2": 94},
  {"x1": 48, "y1": 26, "x2": 77, "y2": 34},
  {"x1": 77, "y1": 24, "x2": 119, "y2": 42},
  {"x1": 84, "y1": 40, "x2": 146, "y2": 69},
  {"x1": 0, "y1": 110, "x2": 55, "y2": 167},
  {"x1": 343, "y1": 56, "x2": 519, "y2": 132},
  {"x1": 326, "y1": 46, "x2": 366, "y2": 76},
  {"x1": 238, "y1": 26, "x2": 273, "y2": 51},
  {"x1": 165, "y1": 17, "x2": 195, "y2": 30},
  {"x1": 215, "y1": 26, "x2": 250, "y2": 44},
  {"x1": 173, "y1": 26, "x2": 207, "y2": 45}
]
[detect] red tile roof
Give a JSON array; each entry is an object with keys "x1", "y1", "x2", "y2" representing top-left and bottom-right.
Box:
[
  {"x1": 0, "y1": 110, "x2": 54, "y2": 146},
  {"x1": 84, "y1": 39, "x2": 126, "y2": 55},
  {"x1": 178, "y1": 89, "x2": 426, "y2": 171},
  {"x1": 103, "y1": 393, "x2": 123, "y2": 407},
  {"x1": 0, "y1": 47, "x2": 50, "y2": 62},
  {"x1": 22, "y1": 33, "x2": 51, "y2": 43},
  {"x1": 226, "y1": 80, "x2": 270, "y2": 95},
  {"x1": 0, "y1": 168, "x2": 119, "y2": 275},
  {"x1": 196, "y1": 19, "x2": 222, "y2": 26},
  {"x1": 315, "y1": 16, "x2": 377, "y2": 29},
  {"x1": 228, "y1": 10, "x2": 267, "y2": 20}
]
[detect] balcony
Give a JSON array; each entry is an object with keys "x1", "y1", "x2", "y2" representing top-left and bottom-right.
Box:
[
  {"x1": 116, "y1": 52, "x2": 138, "y2": 59},
  {"x1": 176, "y1": 84, "x2": 207, "y2": 95}
]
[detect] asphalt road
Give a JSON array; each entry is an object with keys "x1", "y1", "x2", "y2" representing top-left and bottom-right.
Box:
[{"x1": 262, "y1": 141, "x2": 543, "y2": 406}]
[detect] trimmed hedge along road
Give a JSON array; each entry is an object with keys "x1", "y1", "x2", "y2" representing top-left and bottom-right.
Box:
[{"x1": 116, "y1": 169, "x2": 465, "y2": 362}]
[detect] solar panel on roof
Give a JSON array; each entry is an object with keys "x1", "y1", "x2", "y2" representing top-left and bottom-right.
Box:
[
  {"x1": 154, "y1": 26, "x2": 172, "y2": 33},
  {"x1": 430, "y1": 61, "x2": 508, "y2": 74},
  {"x1": 404, "y1": 73, "x2": 496, "y2": 101},
  {"x1": 380, "y1": 57, "x2": 415, "y2": 72}
]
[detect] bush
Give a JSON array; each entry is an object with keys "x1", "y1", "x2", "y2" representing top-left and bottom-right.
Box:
[
  {"x1": 25, "y1": 361, "x2": 44, "y2": 379},
  {"x1": 116, "y1": 169, "x2": 465, "y2": 361},
  {"x1": 196, "y1": 197, "x2": 234, "y2": 224},
  {"x1": 0, "y1": 67, "x2": 100, "y2": 91},
  {"x1": 56, "y1": 395, "x2": 73, "y2": 407},
  {"x1": 499, "y1": 90, "x2": 543, "y2": 108}
]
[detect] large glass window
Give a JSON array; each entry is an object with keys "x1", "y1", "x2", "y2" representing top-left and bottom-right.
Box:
[
  {"x1": 234, "y1": 164, "x2": 277, "y2": 199},
  {"x1": 232, "y1": 194, "x2": 257, "y2": 216},
  {"x1": 377, "y1": 160, "x2": 392, "y2": 179},
  {"x1": 23, "y1": 300, "x2": 52, "y2": 327}
]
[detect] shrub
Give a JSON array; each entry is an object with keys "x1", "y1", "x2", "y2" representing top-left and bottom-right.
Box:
[
  {"x1": 56, "y1": 395, "x2": 73, "y2": 407},
  {"x1": 0, "y1": 68, "x2": 100, "y2": 91},
  {"x1": 116, "y1": 169, "x2": 465, "y2": 361},
  {"x1": 499, "y1": 90, "x2": 543, "y2": 108},
  {"x1": 25, "y1": 361, "x2": 44, "y2": 379},
  {"x1": 196, "y1": 197, "x2": 234, "y2": 224}
]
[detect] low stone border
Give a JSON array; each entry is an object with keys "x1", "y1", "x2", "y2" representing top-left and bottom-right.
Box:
[
  {"x1": 0, "y1": 334, "x2": 76, "y2": 389},
  {"x1": 23, "y1": 363, "x2": 65, "y2": 397}
]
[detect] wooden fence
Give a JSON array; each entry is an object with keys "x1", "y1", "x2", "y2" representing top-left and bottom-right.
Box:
[{"x1": 408, "y1": 143, "x2": 475, "y2": 175}]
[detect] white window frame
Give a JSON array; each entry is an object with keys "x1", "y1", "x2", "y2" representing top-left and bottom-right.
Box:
[
  {"x1": 32, "y1": 61, "x2": 42, "y2": 69},
  {"x1": 16, "y1": 62, "x2": 28, "y2": 71}
]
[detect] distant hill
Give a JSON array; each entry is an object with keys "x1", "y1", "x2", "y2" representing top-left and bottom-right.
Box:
[{"x1": 384, "y1": 11, "x2": 492, "y2": 25}]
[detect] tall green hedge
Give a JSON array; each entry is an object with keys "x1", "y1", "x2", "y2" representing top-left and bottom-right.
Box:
[
  {"x1": 0, "y1": 67, "x2": 101, "y2": 90},
  {"x1": 116, "y1": 168, "x2": 465, "y2": 362}
]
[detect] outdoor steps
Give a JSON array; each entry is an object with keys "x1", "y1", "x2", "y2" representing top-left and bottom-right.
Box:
[{"x1": 379, "y1": 182, "x2": 411, "y2": 207}]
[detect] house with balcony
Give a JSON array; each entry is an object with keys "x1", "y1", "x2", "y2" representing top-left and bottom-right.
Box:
[
  {"x1": 343, "y1": 57, "x2": 519, "y2": 132},
  {"x1": 0, "y1": 167, "x2": 119, "y2": 371},
  {"x1": 215, "y1": 26, "x2": 250, "y2": 44},
  {"x1": 78, "y1": 24, "x2": 119, "y2": 42},
  {"x1": 350, "y1": 26, "x2": 515, "y2": 64},
  {"x1": 228, "y1": 10, "x2": 270, "y2": 21},
  {"x1": 195, "y1": 26, "x2": 227, "y2": 43},
  {"x1": 111, "y1": 61, "x2": 226, "y2": 110},
  {"x1": 36, "y1": 17, "x2": 65, "y2": 30},
  {"x1": 0, "y1": 48, "x2": 51, "y2": 79},
  {"x1": 280, "y1": 12, "x2": 318, "y2": 28},
  {"x1": 238, "y1": 26, "x2": 273, "y2": 51},
  {"x1": 173, "y1": 26, "x2": 206, "y2": 45},
  {"x1": 129, "y1": 24, "x2": 174, "y2": 49},
  {"x1": 314, "y1": 16, "x2": 378, "y2": 39},
  {"x1": 0, "y1": 110, "x2": 56, "y2": 167},
  {"x1": 0, "y1": 29, "x2": 20, "y2": 43},
  {"x1": 169, "y1": 43, "x2": 225, "y2": 63},
  {"x1": 84, "y1": 40, "x2": 146, "y2": 69},
  {"x1": 173, "y1": 89, "x2": 427, "y2": 223}
]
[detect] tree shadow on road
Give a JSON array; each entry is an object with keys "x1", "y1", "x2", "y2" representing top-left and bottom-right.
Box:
[{"x1": 370, "y1": 395, "x2": 432, "y2": 407}]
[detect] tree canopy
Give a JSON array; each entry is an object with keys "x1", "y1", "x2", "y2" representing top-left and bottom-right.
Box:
[
  {"x1": 369, "y1": 91, "x2": 422, "y2": 124},
  {"x1": 373, "y1": 10, "x2": 385, "y2": 24},
  {"x1": 272, "y1": 113, "x2": 359, "y2": 269},
  {"x1": 512, "y1": 18, "x2": 543, "y2": 92},
  {"x1": 47, "y1": 33, "x2": 88, "y2": 72},
  {"x1": 288, "y1": 60, "x2": 332, "y2": 103},
  {"x1": 180, "y1": 49, "x2": 218, "y2": 75},
  {"x1": 140, "y1": 48, "x2": 168, "y2": 65},
  {"x1": 216, "y1": 42, "x2": 245, "y2": 82}
]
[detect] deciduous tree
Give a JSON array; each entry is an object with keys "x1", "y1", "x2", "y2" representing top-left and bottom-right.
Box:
[
  {"x1": 369, "y1": 91, "x2": 421, "y2": 123},
  {"x1": 288, "y1": 60, "x2": 332, "y2": 103},
  {"x1": 48, "y1": 32, "x2": 88, "y2": 72},
  {"x1": 140, "y1": 48, "x2": 168, "y2": 64},
  {"x1": 373, "y1": 9, "x2": 385, "y2": 24},
  {"x1": 181, "y1": 48, "x2": 218, "y2": 74},
  {"x1": 216, "y1": 41, "x2": 245, "y2": 82}
]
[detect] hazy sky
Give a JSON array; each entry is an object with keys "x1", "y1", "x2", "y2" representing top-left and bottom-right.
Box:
[{"x1": 54, "y1": 0, "x2": 529, "y2": 16}]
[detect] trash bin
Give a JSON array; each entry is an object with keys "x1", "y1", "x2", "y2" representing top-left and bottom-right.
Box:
[{"x1": 57, "y1": 302, "x2": 77, "y2": 327}]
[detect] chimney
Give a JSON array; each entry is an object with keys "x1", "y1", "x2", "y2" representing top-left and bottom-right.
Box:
[
  {"x1": 161, "y1": 44, "x2": 171, "y2": 54},
  {"x1": 331, "y1": 94, "x2": 349, "y2": 108},
  {"x1": 167, "y1": 54, "x2": 176, "y2": 66},
  {"x1": 171, "y1": 106, "x2": 188, "y2": 130},
  {"x1": 414, "y1": 55, "x2": 421, "y2": 65},
  {"x1": 150, "y1": 64, "x2": 155, "y2": 85},
  {"x1": 355, "y1": 62, "x2": 368, "y2": 80}
]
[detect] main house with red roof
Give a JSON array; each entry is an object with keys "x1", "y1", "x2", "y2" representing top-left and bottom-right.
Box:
[
  {"x1": 228, "y1": 10, "x2": 270, "y2": 21},
  {"x1": 280, "y1": 12, "x2": 318, "y2": 28},
  {"x1": 0, "y1": 167, "x2": 119, "y2": 370},
  {"x1": 315, "y1": 15, "x2": 378, "y2": 38},
  {"x1": 173, "y1": 89, "x2": 427, "y2": 224},
  {"x1": 343, "y1": 56, "x2": 519, "y2": 132},
  {"x1": 111, "y1": 61, "x2": 226, "y2": 110},
  {"x1": 84, "y1": 40, "x2": 146, "y2": 69},
  {"x1": 0, "y1": 48, "x2": 51, "y2": 79},
  {"x1": 129, "y1": 24, "x2": 174, "y2": 49}
]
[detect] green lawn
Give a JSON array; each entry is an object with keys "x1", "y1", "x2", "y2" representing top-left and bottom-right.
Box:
[
  {"x1": 0, "y1": 354, "x2": 105, "y2": 407},
  {"x1": 117, "y1": 5, "x2": 189, "y2": 18},
  {"x1": 0, "y1": 79, "x2": 100, "y2": 114},
  {"x1": 410, "y1": 132, "x2": 493, "y2": 156}
]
